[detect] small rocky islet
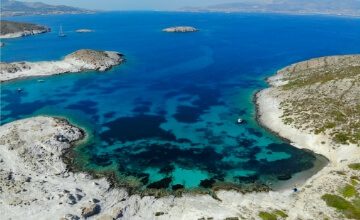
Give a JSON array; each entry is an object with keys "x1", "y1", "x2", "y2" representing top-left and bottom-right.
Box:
[{"x1": 162, "y1": 26, "x2": 198, "y2": 33}]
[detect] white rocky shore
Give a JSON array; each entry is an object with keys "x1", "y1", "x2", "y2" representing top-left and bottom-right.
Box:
[
  {"x1": 0, "y1": 20, "x2": 50, "y2": 39},
  {"x1": 0, "y1": 49, "x2": 124, "y2": 82},
  {"x1": 0, "y1": 29, "x2": 49, "y2": 39},
  {"x1": 162, "y1": 26, "x2": 198, "y2": 33}
]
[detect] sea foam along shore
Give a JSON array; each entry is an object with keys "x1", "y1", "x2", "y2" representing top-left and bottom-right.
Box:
[{"x1": 0, "y1": 49, "x2": 124, "y2": 82}]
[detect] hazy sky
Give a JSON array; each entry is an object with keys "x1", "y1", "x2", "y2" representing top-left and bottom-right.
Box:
[{"x1": 21, "y1": 0, "x2": 237, "y2": 10}]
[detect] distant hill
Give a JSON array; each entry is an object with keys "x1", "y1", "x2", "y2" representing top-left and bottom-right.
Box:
[
  {"x1": 0, "y1": 0, "x2": 94, "y2": 17},
  {"x1": 181, "y1": 0, "x2": 360, "y2": 17}
]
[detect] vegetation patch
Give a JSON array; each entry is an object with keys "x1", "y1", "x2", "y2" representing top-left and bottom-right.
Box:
[
  {"x1": 321, "y1": 194, "x2": 360, "y2": 219},
  {"x1": 258, "y1": 212, "x2": 277, "y2": 220},
  {"x1": 349, "y1": 163, "x2": 360, "y2": 170},
  {"x1": 258, "y1": 210, "x2": 288, "y2": 220},
  {"x1": 275, "y1": 57, "x2": 360, "y2": 145},
  {"x1": 273, "y1": 210, "x2": 288, "y2": 218},
  {"x1": 339, "y1": 184, "x2": 358, "y2": 198}
]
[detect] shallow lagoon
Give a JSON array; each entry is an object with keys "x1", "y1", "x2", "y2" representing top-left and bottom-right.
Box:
[{"x1": 1, "y1": 12, "x2": 360, "y2": 192}]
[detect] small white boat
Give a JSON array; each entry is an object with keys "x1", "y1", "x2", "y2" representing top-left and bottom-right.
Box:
[
  {"x1": 237, "y1": 118, "x2": 243, "y2": 124},
  {"x1": 58, "y1": 25, "x2": 66, "y2": 37},
  {"x1": 37, "y1": 79, "x2": 45, "y2": 83},
  {"x1": 17, "y1": 88, "x2": 22, "y2": 92}
]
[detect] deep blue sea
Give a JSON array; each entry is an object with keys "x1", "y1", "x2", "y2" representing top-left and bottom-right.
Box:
[{"x1": 1, "y1": 12, "x2": 360, "y2": 191}]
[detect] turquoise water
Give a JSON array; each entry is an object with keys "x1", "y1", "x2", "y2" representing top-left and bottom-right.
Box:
[{"x1": 1, "y1": 12, "x2": 360, "y2": 191}]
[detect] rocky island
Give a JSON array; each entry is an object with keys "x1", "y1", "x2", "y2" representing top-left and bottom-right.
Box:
[
  {"x1": 1, "y1": 55, "x2": 359, "y2": 219},
  {"x1": 76, "y1": 29, "x2": 94, "y2": 33},
  {"x1": 0, "y1": 49, "x2": 124, "y2": 82},
  {"x1": 162, "y1": 26, "x2": 198, "y2": 33},
  {"x1": 0, "y1": 20, "x2": 50, "y2": 39}
]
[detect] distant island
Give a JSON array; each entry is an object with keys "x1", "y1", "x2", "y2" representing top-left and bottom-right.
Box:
[
  {"x1": 0, "y1": 20, "x2": 50, "y2": 38},
  {"x1": 0, "y1": 0, "x2": 94, "y2": 17},
  {"x1": 0, "y1": 49, "x2": 124, "y2": 82},
  {"x1": 163, "y1": 26, "x2": 198, "y2": 33},
  {"x1": 76, "y1": 29, "x2": 94, "y2": 33},
  {"x1": 181, "y1": 0, "x2": 360, "y2": 17}
]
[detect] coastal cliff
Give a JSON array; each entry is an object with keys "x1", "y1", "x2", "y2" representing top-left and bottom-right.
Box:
[
  {"x1": 0, "y1": 49, "x2": 124, "y2": 82},
  {"x1": 0, "y1": 20, "x2": 50, "y2": 38}
]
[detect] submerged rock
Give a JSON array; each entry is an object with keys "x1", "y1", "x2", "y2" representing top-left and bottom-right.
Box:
[
  {"x1": 276, "y1": 174, "x2": 292, "y2": 180},
  {"x1": 199, "y1": 178, "x2": 216, "y2": 188},
  {"x1": 172, "y1": 184, "x2": 184, "y2": 191},
  {"x1": 147, "y1": 177, "x2": 172, "y2": 189}
]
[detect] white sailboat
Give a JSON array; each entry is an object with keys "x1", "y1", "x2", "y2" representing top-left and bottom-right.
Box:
[{"x1": 58, "y1": 25, "x2": 66, "y2": 37}]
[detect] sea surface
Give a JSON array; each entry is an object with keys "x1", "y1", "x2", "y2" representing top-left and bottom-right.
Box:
[{"x1": 1, "y1": 12, "x2": 360, "y2": 192}]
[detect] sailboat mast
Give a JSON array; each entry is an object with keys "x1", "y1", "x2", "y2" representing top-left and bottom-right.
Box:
[{"x1": 59, "y1": 25, "x2": 66, "y2": 37}]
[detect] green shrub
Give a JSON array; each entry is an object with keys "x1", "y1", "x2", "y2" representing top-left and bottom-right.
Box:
[
  {"x1": 259, "y1": 212, "x2": 277, "y2": 220},
  {"x1": 321, "y1": 194, "x2": 360, "y2": 219},
  {"x1": 349, "y1": 163, "x2": 360, "y2": 170},
  {"x1": 339, "y1": 184, "x2": 357, "y2": 198},
  {"x1": 334, "y1": 133, "x2": 350, "y2": 144},
  {"x1": 273, "y1": 210, "x2": 288, "y2": 218}
]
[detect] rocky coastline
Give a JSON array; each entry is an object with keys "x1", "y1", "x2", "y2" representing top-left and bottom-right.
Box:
[
  {"x1": 0, "y1": 20, "x2": 50, "y2": 39},
  {"x1": 0, "y1": 49, "x2": 125, "y2": 82},
  {"x1": 255, "y1": 54, "x2": 360, "y2": 219},
  {"x1": 1, "y1": 55, "x2": 359, "y2": 219}
]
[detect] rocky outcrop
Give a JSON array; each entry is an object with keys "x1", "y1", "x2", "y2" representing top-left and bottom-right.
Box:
[
  {"x1": 0, "y1": 117, "x2": 129, "y2": 219},
  {"x1": 0, "y1": 49, "x2": 124, "y2": 82},
  {"x1": 0, "y1": 20, "x2": 50, "y2": 38},
  {"x1": 162, "y1": 26, "x2": 198, "y2": 33},
  {"x1": 81, "y1": 203, "x2": 101, "y2": 218}
]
